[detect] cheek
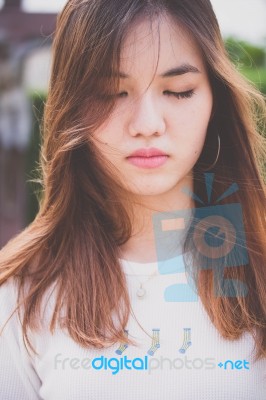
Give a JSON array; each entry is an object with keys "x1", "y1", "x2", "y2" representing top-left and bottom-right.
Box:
[
  {"x1": 175, "y1": 133, "x2": 206, "y2": 163},
  {"x1": 172, "y1": 88, "x2": 212, "y2": 133},
  {"x1": 189, "y1": 89, "x2": 213, "y2": 126},
  {"x1": 92, "y1": 120, "x2": 122, "y2": 147},
  {"x1": 170, "y1": 96, "x2": 212, "y2": 159}
]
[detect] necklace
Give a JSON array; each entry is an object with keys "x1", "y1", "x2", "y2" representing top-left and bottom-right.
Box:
[
  {"x1": 123, "y1": 261, "x2": 159, "y2": 299},
  {"x1": 135, "y1": 271, "x2": 158, "y2": 299}
]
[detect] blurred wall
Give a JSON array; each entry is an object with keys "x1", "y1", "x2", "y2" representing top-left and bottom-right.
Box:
[{"x1": 0, "y1": 0, "x2": 55, "y2": 248}]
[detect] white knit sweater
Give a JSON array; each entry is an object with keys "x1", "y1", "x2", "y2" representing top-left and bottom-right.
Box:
[{"x1": 1, "y1": 254, "x2": 265, "y2": 400}]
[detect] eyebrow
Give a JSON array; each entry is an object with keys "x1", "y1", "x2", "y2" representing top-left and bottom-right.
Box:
[{"x1": 109, "y1": 63, "x2": 200, "y2": 79}]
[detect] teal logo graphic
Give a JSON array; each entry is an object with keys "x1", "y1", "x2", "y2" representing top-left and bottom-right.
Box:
[
  {"x1": 54, "y1": 352, "x2": 250, "y2": 374},
  {"x1": 114, "y1": 328, "x2": 193, "y2": 358},
  {"x1": 153, "y1": 173, "x2": 249, "y2": 301},
  {"x1": 92, "y1": 355, "x2": 148, "y2": 375},
  {"x1": 179, "y1": 328, "x2": 192, "y2": 354},
  {"x1": 147, "y1": 328, "x2": 160, "y2": 356},
  {"x1": 115, "y1": 329, "x2": 129, "y2": 355},
  {"x1": 217, "y1": 359, "x2": 250, "y2": 370},
  {"x1": 115, "y1": 328, "x2": 161, "y2": 357}
]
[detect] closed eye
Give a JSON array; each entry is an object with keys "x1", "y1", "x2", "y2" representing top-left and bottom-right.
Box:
[
  {"x1": 163, "y1": 90, "x2": 195, "y2": 99},
  {"x1": 116, "y1": 89, "x2": 195, "y2": 99}
]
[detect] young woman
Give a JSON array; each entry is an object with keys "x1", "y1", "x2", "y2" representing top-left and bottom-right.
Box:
[{"x1": 0, "y1": 0, "x2": 265, "y2": 399}]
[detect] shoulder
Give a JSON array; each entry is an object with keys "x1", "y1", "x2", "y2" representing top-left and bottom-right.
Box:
[
  {"x1": 0, "y1": 276, "x2": 58, "y2": 335},
  {"x1": 0, "y1": 277, "x2": 20, "y2": 324},
  {"x1": 0, "y1": 277, "x2": 27, "y2": 353},
  {"x1": 0, "y1": 278, "x2": 42, "y2": 399}
]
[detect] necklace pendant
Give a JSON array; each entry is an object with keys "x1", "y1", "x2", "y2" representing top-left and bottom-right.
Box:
[{"x1": 136, "y1": 286, "x2": 146, "y2": 299}]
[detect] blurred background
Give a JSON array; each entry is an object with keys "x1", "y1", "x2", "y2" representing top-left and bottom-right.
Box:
[{"x1": 0, "y1": 0, "x2": 265, "y2": 249}]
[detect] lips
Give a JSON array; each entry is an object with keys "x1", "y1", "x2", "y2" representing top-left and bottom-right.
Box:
[
  {"x1": 127, "y1": 147, "x2": 168, "y2": 158},
  {"x1": 126, "y1": 147, "x2": 169, "y2": 169}
]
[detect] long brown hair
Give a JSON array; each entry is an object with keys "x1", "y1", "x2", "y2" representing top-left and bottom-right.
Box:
[{"x1": 1, "y1": 0, "x2": 265, "y2": 360}]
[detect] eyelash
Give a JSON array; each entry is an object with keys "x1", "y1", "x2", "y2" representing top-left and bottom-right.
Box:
[
  {"x1": 116, "y1": 89, "x2": 195, "y2": 99},
  {"x1": 164, "y1": 90, "x2": 195, "y2": 99}
]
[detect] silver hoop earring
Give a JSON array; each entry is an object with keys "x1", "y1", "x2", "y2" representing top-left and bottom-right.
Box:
[{"x1": 202, "y1": 133, "x2": 221, "y2": 172}]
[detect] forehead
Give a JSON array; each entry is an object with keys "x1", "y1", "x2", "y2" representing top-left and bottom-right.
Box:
[{"x1": 119, "y1": 14, "x2": 205, "y2": 78}]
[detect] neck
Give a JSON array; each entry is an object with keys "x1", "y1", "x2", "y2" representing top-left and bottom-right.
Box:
[{"x1": 118, "y1": 173, "x2": 195, "y2": 263}]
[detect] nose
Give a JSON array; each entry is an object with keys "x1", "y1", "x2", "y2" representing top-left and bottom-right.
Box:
[{"x1": 127, "y1": 91, "x2": 166, "y2": 137}]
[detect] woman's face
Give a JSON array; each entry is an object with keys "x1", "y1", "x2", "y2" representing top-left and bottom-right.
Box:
[{"x1": 92, "y1": 14, "x2": 213, "y2": 197}]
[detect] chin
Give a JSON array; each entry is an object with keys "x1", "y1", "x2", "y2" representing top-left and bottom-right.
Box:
[{"x1": 125, "y1": 178, "x2": 183, "y2": 197}]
